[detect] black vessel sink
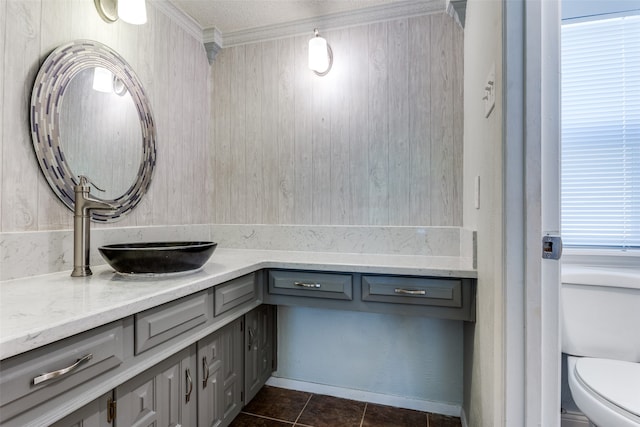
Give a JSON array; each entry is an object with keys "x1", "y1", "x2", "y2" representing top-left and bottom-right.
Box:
[{"x1": 98, "y1": 241, "x2": 217, "y2": 275}]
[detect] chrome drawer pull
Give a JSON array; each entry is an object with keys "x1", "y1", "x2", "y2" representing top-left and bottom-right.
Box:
[
  {"x1": 294, "y1": 281, "x2": 321, "y2": 289},
  {"x1": 202, "y1": 356, "x2": 209, "y2": 388},
  {"x1": 185, "y1": 368, "x2": 193, "y2": 403},
  {"x1": 394, "y1": 288, "x2": 426, "y2": 296},
  {"x1": 32, "y1": 353, "x2": 93, "y2": 385}
]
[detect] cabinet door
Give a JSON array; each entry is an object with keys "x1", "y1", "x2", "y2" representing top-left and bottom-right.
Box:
[
  {"x1": 244, "y1": 305, "x2": 275, "y2": 404},
  {"x1": 49, "y1": 392, "x2": 112, "y2": 427},
  {"x1": 115, "y1": 346, "x2": 196, "y2": 427},
  {"x1": 197, "y1": 318, "x2": 243, "y2": 427}
]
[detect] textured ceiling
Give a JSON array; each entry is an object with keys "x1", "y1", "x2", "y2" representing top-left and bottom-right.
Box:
[{"x1": 168, "y1": 0, "x2": 409, "y2": 34}]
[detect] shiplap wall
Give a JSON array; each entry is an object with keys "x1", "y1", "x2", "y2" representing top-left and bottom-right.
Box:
[
  {"x1": 1, "y1": 3, "x2": 462, "y2": 232},
  {"x1": 210, "y1": 13, "x2": 463, "y2": 226},
  {"x1": 0, "y1": 0, "x2": 211, "y2": 232}
]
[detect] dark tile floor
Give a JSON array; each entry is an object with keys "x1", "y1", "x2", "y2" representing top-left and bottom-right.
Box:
[{"x1": 229, "y1": 386, "x2": 462, "y2": 427}]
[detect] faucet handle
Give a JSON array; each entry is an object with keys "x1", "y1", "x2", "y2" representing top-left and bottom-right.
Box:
[{"x1": 77, "y1": 175, "x2": 106, "y2": 192}]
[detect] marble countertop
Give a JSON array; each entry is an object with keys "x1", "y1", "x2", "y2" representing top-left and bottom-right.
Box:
[{"x1": 0, "y1": 248, "x2": 476, "y2": 360}]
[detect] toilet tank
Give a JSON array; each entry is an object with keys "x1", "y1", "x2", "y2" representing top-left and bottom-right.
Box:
[{"x1": 561, "y1": 265, "x2": 640, "y2": 363}]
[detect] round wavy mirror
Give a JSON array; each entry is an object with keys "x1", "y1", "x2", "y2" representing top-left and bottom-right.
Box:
[{"x1": 30, "y1": 40, "x2": 156, "y2": 222}]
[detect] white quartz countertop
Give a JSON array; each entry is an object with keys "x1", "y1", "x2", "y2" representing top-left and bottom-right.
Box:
[{"x1": 0, "y1": 248, "x2": 476, "y2": 360}]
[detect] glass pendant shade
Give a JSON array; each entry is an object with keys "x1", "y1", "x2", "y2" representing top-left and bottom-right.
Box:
[
  {"x1": 309, "y1": 36, "x2": 329, "y2": 73},
  {"x1": 118, "y1": 0, "x2": 147, "y2": 25},
  {"x1": 92, "y1": 67, "x2": 113, "y2": 93}
]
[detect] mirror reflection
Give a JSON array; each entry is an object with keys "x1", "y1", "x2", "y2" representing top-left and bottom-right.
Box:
[{"x1": 59, "y1": 67, "x2": 142, "y2": 200}]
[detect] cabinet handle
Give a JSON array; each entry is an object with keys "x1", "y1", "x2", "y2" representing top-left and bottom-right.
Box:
[
  {"x1": 32, "y1": 353, "x2": 93, "y2": 385},
  {"x1": 107, "y1": 396, "x2": 116, "y2": 423},
  {"x1": 394, "y1": 288, "x2": 426, "y2": 296},
  {"x1": 185, "y1": 368, "x2": 193, "y2": 403},
  {"x1": 202, "y1": 356, "x2": 209, "y2": 388},
  {"x1": 294, "y1": 281, "x2": 321, "y2": 288},
  {"x1": 248, "y1": 327, "x2": 255, "y2": 351}
]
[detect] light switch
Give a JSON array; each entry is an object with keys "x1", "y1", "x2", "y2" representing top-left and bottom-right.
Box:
[{"x1": 483, "y1": 64, "x2": 496, "y2": 118}]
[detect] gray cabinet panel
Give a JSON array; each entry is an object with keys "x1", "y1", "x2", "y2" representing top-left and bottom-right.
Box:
[
  {"x1": 0, "y1": 321, "x2": 124, "y2": 424},
  {"x1": 116, "y1": 346, "x2": 196, "y2": 427},
  {"x1": 215, "y1": 273, "x2": 257, "y2": 316},
  {"x1": 362, "y1": 275, "x2": 462, "y2": 307},
  {"x1": 244, "y1": 305, "x2": 275, "y2": 404},
  {"x1": 268, "y1": 270, "x2": 353, "y2": 300},
  {"x1": 117, "y1": 377, "x2": 158, "y2": 426},
  {"x1": 197, "y1": 318, "x2": 243, "y2": 427},
  {"x1": 135, "y1": 289, "x2": 212, "y2": 354},
  {"x1": 49, "y1": 392, "x2": 112, "y2": 427}
]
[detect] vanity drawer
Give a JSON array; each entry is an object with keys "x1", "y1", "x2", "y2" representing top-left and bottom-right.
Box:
[
  {"x1": 215, "y1": 272, "x2": 258, "y2": 316},
  {"x1": 362, "y1": 275, "x2": 462, "y2": 308},
  {"x1": 269, "y1": 270, "x2": 353, "y2": 300},
  {"x1": 0, "y1": 321, "x2": 124, "y2": 423},
  {"x1": 135, "y1": 289, "x2": 212, "y2": 354}
]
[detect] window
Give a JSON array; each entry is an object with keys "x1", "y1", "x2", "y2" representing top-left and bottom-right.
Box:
[{"x1": 561, "y1": 14, "x2": 640, "y2": 249}]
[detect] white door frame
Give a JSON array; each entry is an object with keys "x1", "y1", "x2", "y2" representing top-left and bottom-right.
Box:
[{"x1": 503, "y1": 0, "x2": 561, "y2": 426}]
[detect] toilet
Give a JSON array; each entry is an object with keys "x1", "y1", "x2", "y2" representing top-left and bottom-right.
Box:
[{"x1": 562, "y1": 266, "x2": 640, "y2": 427}]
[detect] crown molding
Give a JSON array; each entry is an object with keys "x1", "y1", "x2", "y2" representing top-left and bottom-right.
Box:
[
  {"x1": 203, "y1": 26, "x2": 223, "y2": 46},
  {"x1": 218, "y1": 0, "x2": 447, "y2": 47},
  {"x1": 150, "y1": 0, "x2": 203, "y2": 42},
  {"x1": 203, "y1": 28, "x2": 223, "y2": 64},
  {"x1": 151, "y1": 0, "x2": 448, "y2": 63},
  {"x1": 447, "y1": 0, "x2": 466, "y2": 27}
]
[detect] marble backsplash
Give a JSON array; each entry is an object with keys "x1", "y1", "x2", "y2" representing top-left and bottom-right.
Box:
[{"x1": 0, "y1": 224, "x2": 476, "y2": 281}]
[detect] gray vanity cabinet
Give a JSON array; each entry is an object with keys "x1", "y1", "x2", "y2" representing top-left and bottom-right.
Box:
[
  {"x1": 197, "y1": 317, "x2": 244, "y2": 427},
  {"x1": 115, "y1": 346, "x2": 197, "y2": 427},
  {"x1": 57, "y1": 346, "x2": 198, "y2": 427},
  {"x1": 244, "y1": 304, "x2": 276, "y2": 404},
  {"x1": 265, "y1": 269, "x2": 476, "y2": 321},
  {"x1": 54, "y1": 306, "x2": 271, "y2": 427}
]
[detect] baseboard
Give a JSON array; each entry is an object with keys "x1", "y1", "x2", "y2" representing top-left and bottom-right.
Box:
[
  {"x1": 265, "y1": 377, "x2": 462, "y2": 418},
  {"x1": 561, "y1": 410, "x2": 591, "y2": 427},
  {"x1": 460, "y1": 408, "x2": 469, "y2": 427}
]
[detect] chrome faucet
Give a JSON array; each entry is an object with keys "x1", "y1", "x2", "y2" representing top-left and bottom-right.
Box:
[{"x1": 71, "y1": 176, "x2": 116, "y2": 277}]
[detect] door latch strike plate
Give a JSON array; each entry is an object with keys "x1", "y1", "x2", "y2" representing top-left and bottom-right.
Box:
[{"x1": 542, "y1": 235, "x2": 562, "y2": 260}]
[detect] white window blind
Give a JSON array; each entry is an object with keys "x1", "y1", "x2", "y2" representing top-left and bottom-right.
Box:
[{"x1": 561, "y1": 15, "x2": 640, "y2": 249}]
